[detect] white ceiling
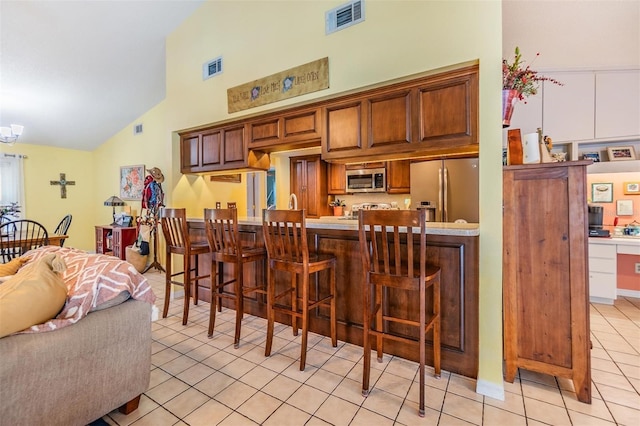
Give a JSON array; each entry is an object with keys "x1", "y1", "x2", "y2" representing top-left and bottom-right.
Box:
[{"x1": 0, "y1": 0, "x2": 205, "y2": 151}]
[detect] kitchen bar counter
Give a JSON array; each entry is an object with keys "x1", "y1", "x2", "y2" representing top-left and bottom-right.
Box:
[
  {"x1": 187, "y1": 216, "x2": 479, "y2": 378},
  {"x1": 190, "y1": 215, "x2": 480, "y2": 236}
]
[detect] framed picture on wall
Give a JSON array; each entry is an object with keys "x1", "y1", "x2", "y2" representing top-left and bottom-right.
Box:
[
  {"x1": 624, "y1": 182, "x2": 640, "y2": 195},
  {"x1": 591, "y1": 183, "x2": 613, "y2": 203},
  {"x1": 120, "y1": 165, "x2": 145, "y2": 200}
]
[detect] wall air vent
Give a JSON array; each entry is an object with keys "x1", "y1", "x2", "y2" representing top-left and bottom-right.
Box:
[
  {"x1": 325, "y1": 0, "x2": 364, "y2": 35},
  {"x1": 203, "y1": 56, "x2": 223, "y2": 80},
  {"x1": 133, "y1": 123, "x2": 143, "y2": 135}
]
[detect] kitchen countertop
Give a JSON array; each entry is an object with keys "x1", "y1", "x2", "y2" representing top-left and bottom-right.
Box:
[{"x1": 190, "y1": 216, "x2": 479, "y2": 237}]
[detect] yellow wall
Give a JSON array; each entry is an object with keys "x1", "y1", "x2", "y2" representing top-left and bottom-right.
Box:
[
  {"x1": 0, "y1": 143, "x2": 95, "y2": 251},
  {"x1": 9, "y1": 1, "x2": 506, "y2": 396}
]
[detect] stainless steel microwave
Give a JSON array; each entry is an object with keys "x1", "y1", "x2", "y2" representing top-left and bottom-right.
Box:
[{"x1": 346, "y1": 167, "x2": 386, "y2": 193}]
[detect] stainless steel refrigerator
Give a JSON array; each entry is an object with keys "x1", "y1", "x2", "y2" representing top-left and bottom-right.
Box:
[{"x1": 409, "y1": 158, "x2": 479, "y2": 223}]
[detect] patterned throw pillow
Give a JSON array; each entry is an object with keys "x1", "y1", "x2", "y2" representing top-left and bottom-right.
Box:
[{"x1": 0, "y1": 257, "x2": 30, "y2": 277}]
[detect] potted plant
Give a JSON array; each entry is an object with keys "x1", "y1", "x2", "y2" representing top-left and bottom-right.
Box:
[
  {"x1": 329, "y1": 199, "x2": 346, "y2": 216},
  {"x1": 502, "y1": 46, "x2": 563, "y2": 127}
]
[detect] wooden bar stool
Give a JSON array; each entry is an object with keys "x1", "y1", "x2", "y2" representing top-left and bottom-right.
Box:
[
  {"x1": 204, "y1": 207, "x2": 266, "y2": 348},
  {"x1": 358, "y1": 209, "x2": 441, "y2": 417},
  {"x1": 159, "y1": 208, "x2": 210, "y2": 325},
  {"x1": 262, "y1": 209, "x2": 337, "y2": 370}
]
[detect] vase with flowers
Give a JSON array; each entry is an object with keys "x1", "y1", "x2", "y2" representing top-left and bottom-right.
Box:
[{"x1": 502, "y1": 46, "x2": 563, "y2": 127}]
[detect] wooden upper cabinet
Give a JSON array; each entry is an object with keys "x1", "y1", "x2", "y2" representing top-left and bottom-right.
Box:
[
  {"x1": 367, "y1": 90, "x2": 412, "y2": 150},
  {"x1": 180, "y1": 129, "x2": 223, "y2": 173},
  {"x1": 324, "y1": 100, "x2": 364, "y2": 155},
  {"x1": 323, "y1": 63, "x2": 479, "y2": 162},
  {"x1": 180, "y1": 123, "x2": 270, "y2": 174},
  {"x1": 249, "y1": 107, "x2": 322, "y2": 151},
  {"x1": 416, "y1": 66, "x2": 478, "y2": 151},
  {"x1": 386, "y1": 160, "x2": 410, "y2": 194},
  {"x1": 327, "y1": 163, "x2": 346, "y2": 195},
  {"x1": 222, "y1": 124, "x2": 247, "y2": 168}
]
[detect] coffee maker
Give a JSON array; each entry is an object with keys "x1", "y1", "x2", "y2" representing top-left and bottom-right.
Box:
[{"x1": 588, "y1": 205, "x2": 609, "y2": 237}]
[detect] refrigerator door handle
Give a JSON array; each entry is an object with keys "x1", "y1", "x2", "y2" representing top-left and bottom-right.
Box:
[
  {"x1": 438, "y1": 167, "x2": 444, "y2": 222},
  {"x1": 443, "y1": 167, "x2": 449, "y2": 222}
]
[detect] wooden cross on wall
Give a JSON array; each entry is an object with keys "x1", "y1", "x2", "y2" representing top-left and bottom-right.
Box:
[{"x1": 50, "y1": 173, "x2": 76, "y2": 199}]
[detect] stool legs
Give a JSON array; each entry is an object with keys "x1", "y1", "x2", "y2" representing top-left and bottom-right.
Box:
[
  {"x1": 265, "y1": 267, "x2": 337, "y2": 371},
  {"x1": 162, "y1": 250, "x2": 172, "y2": 319},
  {"x1": 208, "y1": 260, "x2": 249, "y2": 349}
]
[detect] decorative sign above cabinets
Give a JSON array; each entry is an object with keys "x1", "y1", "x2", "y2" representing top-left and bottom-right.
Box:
[{"x1": 227, "y1": 57, "x2": 329, "y2": 113}]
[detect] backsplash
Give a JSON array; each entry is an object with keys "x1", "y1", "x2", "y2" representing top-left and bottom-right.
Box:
[{"x1": 587, "y1": 171, "x2": 640, "y2": 229}]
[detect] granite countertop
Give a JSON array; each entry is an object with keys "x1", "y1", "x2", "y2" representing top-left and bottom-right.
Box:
[{"x1": 188, "y1": 215, "x2": 479, "y2": 237}]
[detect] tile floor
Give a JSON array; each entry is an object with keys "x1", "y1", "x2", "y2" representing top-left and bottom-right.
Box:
[{"x1": 102, "y1": 271, "x2": 640, "y2": 425}]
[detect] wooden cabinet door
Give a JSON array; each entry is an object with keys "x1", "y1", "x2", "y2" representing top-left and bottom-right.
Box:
[
  {"x1": 327, "y1": 163, "x2": 346, "y2": 195},
  {"x1": 282, "y1": 108, "x2": 322, "y2": 143},
  {"x1": 416, "y1": 68, "x2": 478, "y2": 151},
  {"x1": 386, "y1": 160, "x2": 410, "y2": 194},
  {"x1": 366, "y1": 90, "x2": 412, "y2": 150},
  {"x1": 290, "y1": 155, "x2": 330, "y2": 218},
  {"x1": 222, "y1": 124, "x2": 247, "y2": 168},
  {"x1": 180, "y1": 134, "x2": 201, "y2": 172},
  {"x1": 323, "y1": 100, "x2": 364, "y2": 157},
  {"x1": 201, "y1": 129, "x2": 222, "y2": 169},
  {"x1": 249, "y1": 117, "x2": 280, "y2": 148},
  {"x1": 543, "y1": 72, "x2": 595, "y2": 142}
]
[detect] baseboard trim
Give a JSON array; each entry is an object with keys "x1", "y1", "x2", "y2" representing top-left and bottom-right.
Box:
[
  {"x1": 476, "y1": 379, "x2": 505, "y2": 401},
  {"x1": 617, "y1": 289, "x2": 640, "y2": 299},
  {"x1": 589, "y1": 296, "x2": 614, "y2": 305}
]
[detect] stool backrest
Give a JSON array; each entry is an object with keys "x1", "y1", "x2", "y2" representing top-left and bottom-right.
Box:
[
  {"x1": 204, "y1": 208, "x2": 240, "y2": 257},
  {"x1": 262, "y1": 209, "x2": 308, "y2": 264},
  {"x1": 160, "y1": 208, "x2": 189, "y2": 252},
  {"x1": 358, "y1": 209, "x2": 427, "y2": 284}
]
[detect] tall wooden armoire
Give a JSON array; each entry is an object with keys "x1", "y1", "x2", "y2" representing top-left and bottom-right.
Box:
[{"x1": 503, "y1": 160, "x2": 591, "y2": 403}]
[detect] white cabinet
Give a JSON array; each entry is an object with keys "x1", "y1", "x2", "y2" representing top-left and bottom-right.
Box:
[
  {"x1": 543, "y1": 71, "x2": 595, "y2": 142},
  {"x1": 595, "y1": 71, "x2": 640, "y2": 139},
  {"x1": 588, "y1": 241, "x2": 617, "y2": 304}
]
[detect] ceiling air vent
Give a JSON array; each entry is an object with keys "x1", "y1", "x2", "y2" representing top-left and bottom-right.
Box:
[
  {"x1": 326, "y1": 0, "x2": 364, "y2": 35},
  {"x1": 203, "y1": 56, "x2": 223, "y2": 80},
  {"x1": 133, "y1": 123, "x2": 143, "y2": 135}
]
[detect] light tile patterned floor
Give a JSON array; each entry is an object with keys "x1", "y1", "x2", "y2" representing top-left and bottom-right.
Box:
[{"x1": 103, "y1": 271, "x2": 640, "y2": 425}]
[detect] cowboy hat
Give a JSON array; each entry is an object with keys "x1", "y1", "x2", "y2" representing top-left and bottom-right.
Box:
[{"x1": 148, "y1": 167, "x2": 164, "y2": 183}]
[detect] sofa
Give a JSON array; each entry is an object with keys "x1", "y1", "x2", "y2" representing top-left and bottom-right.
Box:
[{"x1": 0, "y1": 246, "x2": 156, "y2": 426}]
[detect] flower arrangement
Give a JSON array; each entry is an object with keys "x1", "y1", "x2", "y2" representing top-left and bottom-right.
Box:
[
  {"x1": 503, "y1": 46, "x2": 563, "y2": 102},
  {"x1": 329, "y1": 198, "x2": 345, "y2": 207},
  {"x1": 0, "y1": 202, "x2": 21, "y2": 218}
]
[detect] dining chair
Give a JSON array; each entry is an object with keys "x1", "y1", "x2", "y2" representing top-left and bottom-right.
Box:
[
  {"x1": 159, "y1": 208, "x2": 211, "y2": 325},
  {"x1": 204, "y1": 207, "x2": 266, "y2": 347},
  {"x1": 262, "y1": 209, "x2": 337, "y2": 370},
  {"x1": 54, "y1": 214, "x2": 72, "y2": 247},
  {"x1": 358, "y1": 209, "x2": 441, "y2": 417},
  {"x1": 0, "y1": 219, "x2": 49, "y2": 263}
]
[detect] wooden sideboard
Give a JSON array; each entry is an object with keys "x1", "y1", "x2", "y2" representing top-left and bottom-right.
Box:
[
  {"x1": 95, "y1": 225, "x2": 137, "y2": 260},
  {"x1": 503, "y1": 161, "x2": 591, "y2": 403}
]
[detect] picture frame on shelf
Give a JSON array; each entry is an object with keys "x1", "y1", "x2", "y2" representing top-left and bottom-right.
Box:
[
  {"x1": 623, "y1": 181, "x2": 640, "y2": 195},
  {"x1": 120, "y1": 165, "x2": 145, "y2": 200},
  {"x1": 607, "y1": 146, "x2": 636, "y2": 161},
  {"x1": 582, "y1": 152, "x2": 600, "y2": 162},
  {"x1": 591, "y1": 183, "x2": 613, "y2": 203}
]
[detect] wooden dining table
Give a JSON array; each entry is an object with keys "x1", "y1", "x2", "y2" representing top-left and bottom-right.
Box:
[{"x1": 0, "y1": 234, "x2": 68, "y2": 262}]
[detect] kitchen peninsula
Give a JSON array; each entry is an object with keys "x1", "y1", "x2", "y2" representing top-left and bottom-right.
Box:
[{"x1": 188, "y1": 216, "x2": 480, "y2": 378}]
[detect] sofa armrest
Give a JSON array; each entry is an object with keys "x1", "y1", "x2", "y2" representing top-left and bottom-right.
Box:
[{"x1": 0, "y1": 299, "x2": 152, "y2": 426}]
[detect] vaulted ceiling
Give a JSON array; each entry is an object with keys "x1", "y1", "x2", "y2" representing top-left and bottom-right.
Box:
[{"x1": 0, "y1": 0, "x2": 205, "y2": 151}]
